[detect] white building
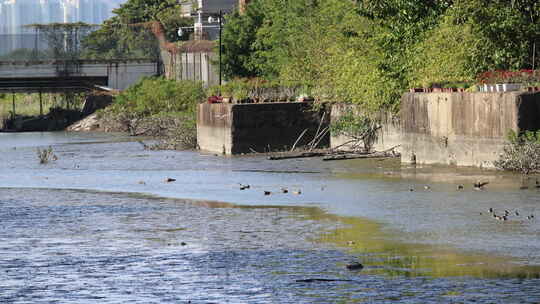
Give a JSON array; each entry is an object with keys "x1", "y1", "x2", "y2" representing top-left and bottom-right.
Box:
[{"x1": 0, "y1": 0, "x2": 122, "y2": 55}]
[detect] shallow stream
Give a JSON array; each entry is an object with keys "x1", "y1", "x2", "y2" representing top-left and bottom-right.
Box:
[{"x1": 1, "y1": 132, "x2": 540, "y2": 303}]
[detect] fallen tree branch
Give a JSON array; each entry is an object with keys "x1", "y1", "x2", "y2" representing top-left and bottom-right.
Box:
[
  {"x1": 290, "y1": 128, "x2": 308, "y2": 152},
  {"x1": 268, "y1": 151, "x2": 329, "y2": 160},
  {"x1": 323, "y1": 146, "x2": 401, "y2": 161},
  {"x1": 323, "y1": 152, "x2": 397, "y2": 161}
]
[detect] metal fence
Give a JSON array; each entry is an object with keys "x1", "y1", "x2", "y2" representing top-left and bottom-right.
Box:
[{"x1": 163, "y1": 50, "x2": 219, "y2": 87}]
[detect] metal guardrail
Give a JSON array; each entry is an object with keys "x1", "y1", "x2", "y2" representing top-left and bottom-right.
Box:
[{"x1": 0, "y1": 76, "x2": 108, "y2": 93}]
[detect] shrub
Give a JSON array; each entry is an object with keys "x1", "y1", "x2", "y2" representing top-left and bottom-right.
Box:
[
  {"x1": 37, "y1": 146, "x2": 57, "y2": 164},
  {"x1": 113, "y1": 77, "x2": 205, "y2": 116},
  {"x1": 494, "y1": 130, "x2": 540, "y2": 174},
  {"x1": 103, "y1": 77, "x2": 203, "y2": 150},
  {"x1": 330, "y1": 111, "x2": 381, "y2": 151}
]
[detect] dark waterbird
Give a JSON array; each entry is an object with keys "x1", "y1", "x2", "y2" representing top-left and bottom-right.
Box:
[
  {"x1": 296, "y1": 278, "x2": 355, "y2": 283},
  {"x1": 346, "y1": 262, "x2": 364, "y2": 271},
  {"x1": 474, "y1": 181, "x2": 489, "y2": 190}
]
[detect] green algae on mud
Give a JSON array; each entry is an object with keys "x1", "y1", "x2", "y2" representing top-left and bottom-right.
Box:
[
  {"x1": 314, "y1": 215, "x2": 540, "y2": 279},
  {"x1": 184, "y1": 194, "x2": 540, "y2": 280},
  {"x1": 331, "y1": 157, "x2": 540, "y2": 191}
]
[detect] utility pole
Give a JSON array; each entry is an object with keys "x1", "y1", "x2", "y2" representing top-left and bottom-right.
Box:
[{"x1": 219, "y1": 9, "x2": 222, "y2": 86}]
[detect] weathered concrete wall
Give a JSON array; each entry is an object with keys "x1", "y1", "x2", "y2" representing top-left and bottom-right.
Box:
[
  {"x1": 197, "y1": 102, "x2": 329, "y2": 154},
  {"x1": 197, "y1": 103, "x2": 234, "y2": 154},
  {"x1": 400, "y1": 92, "x2": 540, "y2": 168},
  {"x1": 331, "y1": 92, "x2": 540, "y2": 168},
  {"x1": 330, "y1": 104, "x2": 401, "y2": 153},
  {"x1": 199, "y1": 92, "x2": 540, "y2": 166}
]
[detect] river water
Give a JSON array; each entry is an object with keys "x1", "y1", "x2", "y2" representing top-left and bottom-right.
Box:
[{"x1": 1, "y1": 132, "x2": 540, "y2": 303}]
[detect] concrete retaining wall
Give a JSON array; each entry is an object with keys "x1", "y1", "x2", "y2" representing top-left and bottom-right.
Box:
[
  {"x1": 197, "y1": 102, "x2": 329, "y2": 154},
  {"x1": 199, "y1": 92, "x2": 540, "y2": 167},
  {"x1": 400, "y1": 92, "x2": 540, "y2": 168},
  {"x1": 331, "y1": 92, "x2": 540, "y2": 168}
]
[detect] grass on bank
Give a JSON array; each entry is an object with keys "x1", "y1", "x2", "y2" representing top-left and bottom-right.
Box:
[
  {"x1": 0, "y1": 93, "x2": 54, "y2": 118},
  {"x1": 0, "y1": 92, "x2": 84, "y2": 119}
]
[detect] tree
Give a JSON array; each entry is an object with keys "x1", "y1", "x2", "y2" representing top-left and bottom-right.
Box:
[
  {"x1": 26, "y1": 23, "x2": 97, "y2": 60},
  {"x1": 220, "y1": 0, "x2": 540, "y2": 113},
  {"x1": 81, "y1": 0, "x2": 193, "y2": 59}
]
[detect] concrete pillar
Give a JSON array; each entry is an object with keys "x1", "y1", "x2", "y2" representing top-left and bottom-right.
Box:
[
  {"x1": 39, "y1": 91, "x2": 43, "y2": 116},
  {"x1": 11, "y1": 92, "x2": 15, "y2": 118}
]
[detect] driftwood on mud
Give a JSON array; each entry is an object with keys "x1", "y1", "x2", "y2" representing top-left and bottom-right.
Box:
[
  {"x1": 322, "y1": 151, "x2": 399, "y2": 161},
  {"x1": 268, "y1": 146, "x2": 401, "y2": 161},
  {"x1": 267, "y1": 151, "x2": 329, "y2": 160},
  {"x1": 322, "y1": 146, "x2": 401, "y2": 161}
]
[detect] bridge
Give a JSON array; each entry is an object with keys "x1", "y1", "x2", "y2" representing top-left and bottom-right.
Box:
[{"x1": 0, "y1": 59, "x2": 161, "y2": 93}]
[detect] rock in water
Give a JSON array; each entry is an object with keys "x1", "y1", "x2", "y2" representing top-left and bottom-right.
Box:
[{"x1": 346, "y1": 262, "x2": 364, "y2": 271}]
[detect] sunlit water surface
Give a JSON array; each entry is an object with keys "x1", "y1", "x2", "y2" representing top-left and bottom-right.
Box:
[{"x1": 1, "y1": 132, "x2": 540, "y2": 303}]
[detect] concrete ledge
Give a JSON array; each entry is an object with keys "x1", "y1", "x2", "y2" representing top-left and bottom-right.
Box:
[
  {"x1": 197, "y1": 102, "x2": 329, "y2": 154},
  {"x1": 331, "y1": 92, "x2": 540, "y2": 168},
  {"x1": 401, "y1": 92, "x2": 540, "y2": 167}
]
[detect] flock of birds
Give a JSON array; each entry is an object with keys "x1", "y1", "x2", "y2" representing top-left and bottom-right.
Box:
[
  {"x1": 409, "y1": 180, "x2": 537, "y2": 222},
  {"x1": 409, "y1": 181, "x2": 490, "y2": 192},
  {"x1": 482, "y1": 207, "x2": 535, "y2": 221},
  {"x1": 239, "y1": 183, "x2": 302, "y2": 196}
]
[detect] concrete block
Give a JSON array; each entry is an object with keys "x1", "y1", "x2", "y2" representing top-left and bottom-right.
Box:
[{"x1": 197, "y1": 102, "x2": 329, "y2": 154}]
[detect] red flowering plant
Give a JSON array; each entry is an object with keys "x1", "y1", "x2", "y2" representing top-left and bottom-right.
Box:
[{"x1": 477, "y1": 69, "x2": 540, "y2": 85}]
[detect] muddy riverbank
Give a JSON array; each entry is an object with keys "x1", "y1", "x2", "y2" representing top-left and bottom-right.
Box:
[{"x1": 1, "y1": 132, "x2": 540, "y2": 302}]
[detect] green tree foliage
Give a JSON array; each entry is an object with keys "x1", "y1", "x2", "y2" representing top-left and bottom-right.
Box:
[
  {"x1": 220, "y1": 0, "x2": 540, "y2": 113},
  {"x1": 356, "y1": 0, "x2": 452, "y2": 90},
  {"x1": 451, "y1": 0, "x2": 540, "y2": 70},
  {"x1": 410, "y1": 14, "x2": 481, "y2": 87},
  {"x1": 82, "y1": 0, "x2": 193, "y2": 59},
  {"x1": 220, "y1": 5, "x2": 264, "y2": 78}
]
